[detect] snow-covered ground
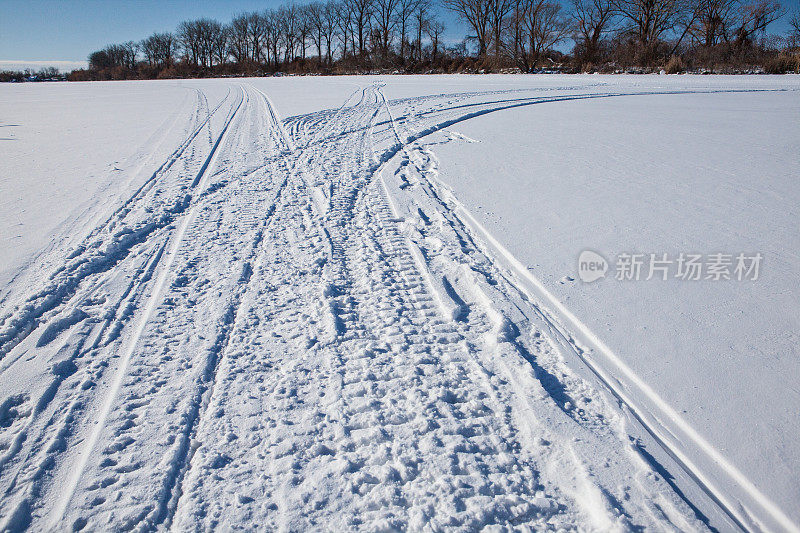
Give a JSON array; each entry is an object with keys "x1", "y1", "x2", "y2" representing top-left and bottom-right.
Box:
[
  {"x1": 0, "y1": 75, "x2": 797, "y2": 532},
  {"x1": 429, "y1": 85, "x2": 800, "y2": 531},
  {"x1": 0, "y1": 80, "x2": 232, "y2": 285}
]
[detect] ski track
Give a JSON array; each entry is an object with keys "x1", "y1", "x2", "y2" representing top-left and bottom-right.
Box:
[{"x1": 0, "y1": 81, "x2": 790, "y2": 532}]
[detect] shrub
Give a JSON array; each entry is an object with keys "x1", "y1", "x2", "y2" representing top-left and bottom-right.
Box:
[
  {"x1": 67, "y1": 69, "x2": 95, "y2": 82},
  {"x1": 764, "y1": 54, "x2": 800, "y2": 74},
  {"x1": 665, "y1": 55, "x2": 685, "y2": 74}
]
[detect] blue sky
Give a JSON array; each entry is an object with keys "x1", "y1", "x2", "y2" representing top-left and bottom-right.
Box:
[
  {"x1": 0, "y1": 0, "x2": 466, "y2": 65},
  {"x1": 0, "y1": 0, "x2": 796, "y2": 66}
]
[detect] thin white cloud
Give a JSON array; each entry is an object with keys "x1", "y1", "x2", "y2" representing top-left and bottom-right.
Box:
[{"x1": 0, "y1": 60, "x2": 88, "y2": 73}]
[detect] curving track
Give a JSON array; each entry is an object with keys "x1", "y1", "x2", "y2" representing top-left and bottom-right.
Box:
[{"x1": 0, "y1": 81, "x2": 793, "y2": 532}]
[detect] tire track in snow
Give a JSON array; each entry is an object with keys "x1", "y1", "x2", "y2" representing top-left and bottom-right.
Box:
[
  {"x1": 40, "y1": 83, "x2": 296, "y2": 531},
  {"x1": 0, "y1": 87, "x2": 235, "y2": 367},
  {"x1": 2, "y1": 82, "x2": 786, "y2": 532},
  {"x1": 314, "y1": 85, "x2": 633, "y2": 529},
  {"x1": 376, "y1": 86, "x2": 797, "y2": 533},
  {"x1": 162, "y1": 85, "x2": 298, "y2": 530},
  {"x1": 164, "y1": 84, "x2": 702, "y2": 531},
  {"x1": 373, "y1": 86, "x2": 648, "y2": 528},
  {"x1": 168, "y1": 87, "x2": 365, "y2": 530},
  {"x1": 0, "y1": 86, "x2": 244, "y2": 531},
  {"x1": 46, "y1": 86, "x2": 247, "y2": 530}
]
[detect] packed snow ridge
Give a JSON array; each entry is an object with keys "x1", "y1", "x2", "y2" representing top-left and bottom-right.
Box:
[{"x1": 0, "y1": 76, "x2": 797, "y2": 532}]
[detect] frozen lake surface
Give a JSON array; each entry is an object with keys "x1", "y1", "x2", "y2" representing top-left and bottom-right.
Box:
[{"x1": 0, "y1": 74, "x2": 797, "y2": 531}]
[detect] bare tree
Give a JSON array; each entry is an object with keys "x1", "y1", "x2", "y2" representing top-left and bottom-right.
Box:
[
  {"x1": 212, "y1": 24, "x2": 229, "y2": 65},
  {"x1": 512, "y1": 0, "x2": 571, "y2": 70},
  {"x1": 179, "y1": 19, "x2": 225, "y2": 68},
  {"x1": 121, "y1": 41, "x2": 139, "y2": 69},
  {"x1": 412, "y1": 0, "x2": 431, "y2": 60},
  {"x1": 375, "y1": 0, "x2": 401, "y2": 58},
  {"x1": 229, "y1": 14, "x2": 252, "y2": 63},
  {"x1": 571, "y1": 0, "x2": 616, "y2": 61},
  {"x1": 141, "y1": 36, "x2": 158, "y2": 66},
  {"x1": 309, "y1": 3, "x2": 327, "y2": 63},
  {"x1": 442, "y1": 0, "x2": 492, "y2": 55},
  {"x1": 791, "y1": 6, "x2": 800, "y2": 35},
  {"x1": 88, "y1": 50, "x2": 110, "y2": 71},
  {"x1": 248, "y1": 12, "x2": 269, "y2": 63},
  {"x1": 508, "y1": 0, "x2": 526, "y2": 61},
  {"x1": 730, "y1": 0, "x2": 784, "y2": 46},
  {"x1": 89, "y1": 44, "x2": 135, "y2": 70},
  {"x1": 789, "y1": 7, "x2": 800, "y2": 47},
  {"x1": 426, "y1": 18, "x2": 446, "y2": 61},
  {"x1": 309, "y1": 2, "x2": 339, "y2": 64},
  {"x1": 685, "y1": 0, "x2": 737, "y2": 46},
  {"x1": 347, "y1": 0, "x2": 375, "y2": 56},
  {"x1": 612, "y1": 0, "x2": 687, "y2": 47},
  {"x1": 298, "y1": 6, "x2": 313, "y2": 59},
  {"x1": 178, "y1": 21, "x2": 199, "y2": 66},
  {"x1": 141, "y1": 32, "x2": 176, "y2": 67},
  {"x1": 162, "y1": 34, "x2": 177, "y2": 66},
  {"x1": 335, "y1": 0, "x2": 355, "y2": 58},
  {"x1": 278, "y1": 5, "x2": 301, "y2": 62},
  {"x1": 489, "y1": 0, "x2": 515, "y2": 59},
  {"x1": 83, "y1": 0, "x2": 795, "y2": 77},
  {"x1": 261, "y1": 10, "x2": 280, "y2": 66},
  {"x1": 197, "y1": 19, "x2": 225, "y2": 67},
  {"x1": 396, "y1": 0, "x2": 419, "y2": 61},
  {"x1": 323, "y1": 1, "x2": 340, "y2": 63},
  {"x1": 530, "y1": 0, "x2": 571, "y2": 67}
]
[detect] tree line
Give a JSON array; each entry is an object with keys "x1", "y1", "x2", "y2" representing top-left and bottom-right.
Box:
[
  {"x1": 0, "y1": 67, "x2": 67, "y2": 83},
  {"x1": 67, "y1": 0, "x2": 799, "y2": 80}
]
